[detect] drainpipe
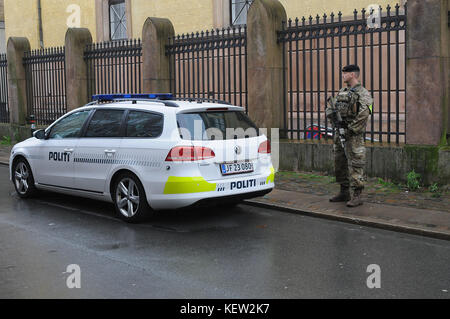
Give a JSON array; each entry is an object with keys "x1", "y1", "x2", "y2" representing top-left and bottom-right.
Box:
[{"x1": 38, "y1": 0, "x2": 44, "y2": 48}]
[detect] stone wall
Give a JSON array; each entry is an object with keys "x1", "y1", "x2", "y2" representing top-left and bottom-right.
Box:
[{"x1": 278, "y1": 140, "x2": 450, "y2": 185}]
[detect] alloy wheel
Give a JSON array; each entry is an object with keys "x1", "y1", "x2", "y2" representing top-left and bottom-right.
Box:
[
  {"x1": 115, "y1": 178, "x2": 140, "y2": 218},
  {"x1": 14, "y1": 162, "x2": 29, "y2": 195}
]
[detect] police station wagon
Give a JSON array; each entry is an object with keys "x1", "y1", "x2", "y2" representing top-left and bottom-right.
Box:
[{"x1": 10, "y1": 94, "x2": 275, "y2": 222}]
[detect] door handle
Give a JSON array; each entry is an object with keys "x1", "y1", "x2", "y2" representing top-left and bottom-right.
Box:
[
  {"x1": 63, "y1": 148, "x2": 74, "y2": 153},
  {"x1": 104, "y1": 149, "x2": 116, "y2": 154}
]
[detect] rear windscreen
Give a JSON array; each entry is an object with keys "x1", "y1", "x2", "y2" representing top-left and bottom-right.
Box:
[{"x1": 176, "y1": 111, "x2": 260, "y2": 140}]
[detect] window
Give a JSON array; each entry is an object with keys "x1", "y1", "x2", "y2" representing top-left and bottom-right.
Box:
[
  {"x1": 85, "y1": 109, "x2": 124, "y2": 137},
  {"x1": 126, "y1": 111, "x2": 164, "y2": 138},
  {"x1": 109, "y1": 0, "x2": 127, "y2": 40},
  {"x1": 230, "y1": 0, "x2": 254, "y2": 26},
  {"x1": 48, "y1": 111, "x2": 91, "y2": 139},
  {"x1": 177, "y1": 111, "x2": 260, "y2": 140}
]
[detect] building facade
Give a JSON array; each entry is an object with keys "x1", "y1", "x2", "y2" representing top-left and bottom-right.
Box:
[
  {"x1": 0, "y1": 0, "x2": 6, "y2": 53},
  {"x1": 4, "y1": 0, "x2": 403, "y2": 49}
]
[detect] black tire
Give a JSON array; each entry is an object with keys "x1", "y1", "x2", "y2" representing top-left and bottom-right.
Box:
[
  {"x1": 12, "y1": 158, "x2": 37, "y2": 198},
  {"x1": 112, "y1": 172, "x2": 153, "y2": 223}
]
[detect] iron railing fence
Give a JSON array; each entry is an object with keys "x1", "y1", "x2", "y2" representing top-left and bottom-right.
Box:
[
  {"x1": 0, "y1": 54, "x2": 9, "y2": 123},
  {"x1": 23, "y1": 47, "x2": 67, "y2": 125},
  {"x1": 278, "y1": 4, "x2": 407, "y2": 144},
  {"x1": 166, "y1": 26, "x2": 248, "y2": 111},
  {"x1": 85, "y1": 39, "x2": 143, "y2": 99}
]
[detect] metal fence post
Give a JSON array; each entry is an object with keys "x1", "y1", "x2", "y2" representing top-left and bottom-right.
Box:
[
  {"x1": 165, "y1": 25, "x2": 248, "y2": 110},
  {"x1": 7, "y1": 37, "x2": 30, "y2": 126},
  {"x1": 142, "y1": 17, "x2": 175, "y2": 94},
  {"x1": 0, "y1": 54, "x2": 10, "y2": 124},
  {"x1": 65, "y1": 28, "x2": 93, "y2": 111},
  {"x1": 277, "y1": 5, "x2": 407, "y2": 144},
  {"x1": 84, "y1": 39, "x2": 143, "y2": 97},
  {"x1": 23, "y1": 47, "x2": 67, "y2": 126}
]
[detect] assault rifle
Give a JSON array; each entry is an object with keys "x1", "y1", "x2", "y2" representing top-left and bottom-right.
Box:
[{"x1": 326, "y1": 96, "x2": 348, "y2": 157}]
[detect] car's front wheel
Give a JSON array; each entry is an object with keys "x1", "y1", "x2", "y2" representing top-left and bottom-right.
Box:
[
  {"x1": 12, "y1": 158, "x2": 37, "y2": 198},
  {"x1": 113, "y1": 172, "x2": 153, "y2": 223}
]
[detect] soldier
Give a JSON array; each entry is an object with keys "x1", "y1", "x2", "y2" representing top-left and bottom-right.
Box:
[{"x1": 326, "y1": 65, "x2": 373, "y2": 207}]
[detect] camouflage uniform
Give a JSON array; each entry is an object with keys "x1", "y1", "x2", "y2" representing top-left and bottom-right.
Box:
[{"x1": 332, "y1": 83, "x2": 373, "y2": 191}]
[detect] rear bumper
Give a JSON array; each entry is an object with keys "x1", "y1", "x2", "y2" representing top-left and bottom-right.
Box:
[
  {"x1": 148, "y1": 168, "x2": 275, "y2": 210},
  {"x1": 149, "y1": 184, "x2": 274, "y2": 210},
  {"x1": 147, "y1": 165, "x2": 275, "y2": 210}
]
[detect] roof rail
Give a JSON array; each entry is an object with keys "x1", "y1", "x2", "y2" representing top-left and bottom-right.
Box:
[
  {"x1": 92, "y1": 98, "x2": 179, "y2": 108},
  {"x1": 88, "y1": 94, "x2": 179, "y2": 107},
  {"x1": 86, "y1": 98, "x2": 179, "y2": 108},
  {"x1": 86, "y1": 94, "x2": 233, "y2": 108},
  {"x1": 92, "y1": 93, "x2": 173, "y2": 101}
]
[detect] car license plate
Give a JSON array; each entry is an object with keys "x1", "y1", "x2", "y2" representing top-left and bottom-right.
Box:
[{"x1": 220, "y1": 162, "x2": 254, "y2": 175}]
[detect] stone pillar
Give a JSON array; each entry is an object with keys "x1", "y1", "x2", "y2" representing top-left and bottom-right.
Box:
[
  {"x1": 65, "y1": 28, "x2": 92, "y2": 111},
  {"x1": 142, "y1": 17, "x2": 175, "y2": 93},
  {"x1": 406, "y1": 0, "x2": 449, "y2": 145},
  {"x1": 7, "y1": 37, "x2": 30, "y2": 125},
  {"x1": 247, "y1": 0, "x2": 287, "y2": 135}
]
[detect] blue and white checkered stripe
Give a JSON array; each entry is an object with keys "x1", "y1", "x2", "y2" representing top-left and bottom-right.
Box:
[{"x1": 74, "y1": 153, "x2": 162, "y2": 168}]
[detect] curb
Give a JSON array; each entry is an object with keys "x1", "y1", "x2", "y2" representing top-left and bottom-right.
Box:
[{"x1": 243, "y1": 199, "x2": 450, "y2": 242}]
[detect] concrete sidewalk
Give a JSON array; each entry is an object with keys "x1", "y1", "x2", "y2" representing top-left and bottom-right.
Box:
[
  {"x1": 0, "y1": 145, "x2": 11, "y2": 165},
  {"x1": 246, "y1": 188, "x2": 450, "y2": 241},
  {"x1": 2, "y1": 144, "x2": 449, "y2": 240}
]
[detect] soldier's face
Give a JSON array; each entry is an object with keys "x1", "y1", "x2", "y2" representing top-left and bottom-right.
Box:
[{"x1": 342, "y1": 72, "x2": 353, "y2": 84}]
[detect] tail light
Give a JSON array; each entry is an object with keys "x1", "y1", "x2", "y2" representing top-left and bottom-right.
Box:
[
  {"x1": 165, "y1": 146, "x2": 215, "y2": 161},
  {"x1": 258, "y1": 140, "x2": 271, "y2": 154}
]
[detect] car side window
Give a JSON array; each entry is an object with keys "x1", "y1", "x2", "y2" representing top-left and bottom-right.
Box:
[
  {"x1": 126, "y1": 111, "x2": 163, "y2": 138},
  {"x1": 48, "y1": 110, "x2": 91, "y2": 139},
  {"x1": 85, "y1": 109, "x2": 124, "y2": 138}
]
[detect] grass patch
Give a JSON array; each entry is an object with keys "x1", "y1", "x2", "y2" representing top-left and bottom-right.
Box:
[
  {"x1": 0, "y1": 135, "x2": 12, "y2": 146},
  {"x1": 429, "y1": 183, "x2": 441, "y2": 198},
  {"x1": 374, "y1": 177, "x2": 402, "y2": 192},
  {"x1": 377, "y1": 178, "x2": 396, "y2": 188},
  {"x1": 276, "y1": 171, "x2": 332, "y2": 183},
  {"x1": 301, "y1": 174, "x2": 325, "y2": 180}
]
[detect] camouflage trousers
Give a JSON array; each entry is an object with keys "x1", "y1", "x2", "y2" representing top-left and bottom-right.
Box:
[{"x1": 333, "y1": 131, "x2": 366, "y2": 190}]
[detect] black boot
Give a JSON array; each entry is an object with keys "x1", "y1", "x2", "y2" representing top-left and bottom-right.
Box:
[
  {"x1": 329, "y1": 185, "x2": 351, "y2": 202},
  {"x1": 347, "y1": 188, "x2": 363, "y2": 207}
]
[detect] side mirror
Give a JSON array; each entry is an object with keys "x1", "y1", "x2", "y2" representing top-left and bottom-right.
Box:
[{"x1": 33, "y1": 129, "x2": 46, "y2": 140}]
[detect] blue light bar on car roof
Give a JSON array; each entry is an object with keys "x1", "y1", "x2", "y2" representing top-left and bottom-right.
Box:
[{"x1": 92, "y1": 93, "x2": 173, "y2": 101}]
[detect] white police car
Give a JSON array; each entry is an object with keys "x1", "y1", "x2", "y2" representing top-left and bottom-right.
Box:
[{"x1": 10, "y1": 94, "x2": 275, "y2": 222}]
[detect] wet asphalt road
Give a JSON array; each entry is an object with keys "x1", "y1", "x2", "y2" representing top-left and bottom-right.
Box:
[{"x1": 0, "y1": 165, "x2": 449, "y2": 299}]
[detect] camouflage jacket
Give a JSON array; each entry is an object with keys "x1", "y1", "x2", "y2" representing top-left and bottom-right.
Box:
[{"x1": 334, "y1": 83, "x2": 373, "y2": 135}]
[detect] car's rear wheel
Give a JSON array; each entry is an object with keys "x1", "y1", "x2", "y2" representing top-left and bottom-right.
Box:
[
  {"x1": 113, "y1": 172, "x2": 153, "y2": 223},
  {"x1": 12, "y1": 158, "x2": 37, "y2": 198}
]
